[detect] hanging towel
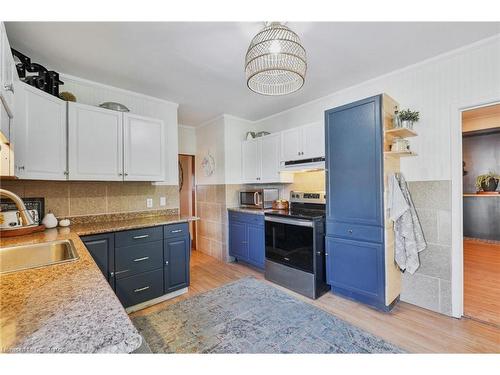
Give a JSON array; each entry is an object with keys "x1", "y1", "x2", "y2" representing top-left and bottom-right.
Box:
[{"x1": 388, "y1": 173, "x2": 427, "y2": 274}]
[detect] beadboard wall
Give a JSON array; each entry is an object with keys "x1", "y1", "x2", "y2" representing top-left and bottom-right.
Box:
[{"x1": 61, "y1": 74, "x2": 180, "y2": 185}]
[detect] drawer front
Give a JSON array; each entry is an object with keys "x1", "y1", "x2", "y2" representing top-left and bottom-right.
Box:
[
  {"x1": 114, "y1": 240, "x2": 163, "y2": 279},
  {"x1": 115, "y1": 268, "x2": 163, "y2": 307},
  {"x1": 164, "y1": 222, "x2": 189, "y2": 239},
  {"x1": 326, "y1": 221, "x2": 383, "y2": 243},
  {"x1": 228, "y1": 211, "x2": 264, "y2": 226},
  {"x1": 115, "y1": 226, "x2": 163, "y2": 247}
]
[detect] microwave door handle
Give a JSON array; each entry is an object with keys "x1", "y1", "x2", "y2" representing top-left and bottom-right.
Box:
[{"x1": 254, "y1": 192, "x2": 259, "y2": 206}]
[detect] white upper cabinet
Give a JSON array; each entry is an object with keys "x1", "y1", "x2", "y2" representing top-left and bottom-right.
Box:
[
  {"x1": 68, "y1": 103, "x2": 123, "y2": 181},
  {"x1": 123, "y1": 113, "x2": 165, "y2": 181},
  {"x1": 13, "y1": 82, "x2": 67, "y2": 180},
  {"x1": 280, "y1": 122, "x2": 325, "y2": 162},
  {"x1": 0, "y1": 23, "x2": 15, "y2": 118},
  {"x1": 281, "y1": 127, "x2": 302, "y2": 161},
  {"x1": 242, "y1": 138, "x2": 261, "y2": 183},
  {"x1": 242, "y1": 134, "x2": 293, "y2": 184},
  {"x1": 302, "y1": 122, "x2": 325, "y2": 159},
  {"x1": 260, "y1": 133, "x2": 281, "y2": 183}
]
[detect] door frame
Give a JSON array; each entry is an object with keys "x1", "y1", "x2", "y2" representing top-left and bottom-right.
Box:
[
  {"x1": 179, "y1": 153, "x2": 196, "y2": 250},
  {"x1": 450, "y1": 92, "x2": 500, "y2": 318}
]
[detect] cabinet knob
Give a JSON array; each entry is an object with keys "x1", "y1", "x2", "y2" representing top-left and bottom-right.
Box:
[
  {"x1": 348, "y1": 229, "x2": 353, "y2": 234},
  {"x1": 17, "y1": 165, "x2": 25, "y2": 171},
  {"x1": 124, "y1": 173, "x2": 129, "y2": 176},
  {"x1": 118, "y1": 172, "x2": 123, "y2": 176},
  {"x1": 64, "y1": 171, "x2": 69, "y2": 176},
  {"x1": 165, "y1": 260, "x2": 169, "y2": 265}
]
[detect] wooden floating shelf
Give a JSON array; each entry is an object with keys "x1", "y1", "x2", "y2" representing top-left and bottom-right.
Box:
[
  {"x1": 385, "y1": 127, "x2": 418, "y2": 139},
  {"x1": 384, "y1": 151, "x2": 418, "y2": 158}
]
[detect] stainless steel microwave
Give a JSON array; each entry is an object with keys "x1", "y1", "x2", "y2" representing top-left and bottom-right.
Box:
[{"x1": 239, "y1": 188, "x2": 279, "y2": 209}]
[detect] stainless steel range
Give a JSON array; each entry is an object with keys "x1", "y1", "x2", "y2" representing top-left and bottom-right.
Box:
[{"x1": 264, "y1": 191, "x2": 330, "y2": 299}]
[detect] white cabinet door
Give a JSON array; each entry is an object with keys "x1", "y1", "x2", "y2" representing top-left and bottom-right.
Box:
[
  {"x1": 123, "y1": 113, "x2": 165, "y2": 181},
  {"x1": 68, "y1": 103, "x2": 123, "y2": 181},
  {"x1": 281, "y1": 127, "x2": 302, "y2": 161},
  {"x1": 0, "y1": 24, "x2": 15, "y2": 116},
  {"x1": 15, "y1": 83, "x2": 66, "y2": 180},
  {"x1": 302, "y1": 122, "x2": 325, "y2": 159},
  {"x1": 260, "y1": 133, "x2": 281, "y2": 183},
  {"x1": 242, "y1": 138, "x2": 261, "y2": 183}
]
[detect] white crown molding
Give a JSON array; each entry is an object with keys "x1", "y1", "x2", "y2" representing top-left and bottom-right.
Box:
[{"x1": 60, "y1": 72, "x2": 179, "y2": 108}]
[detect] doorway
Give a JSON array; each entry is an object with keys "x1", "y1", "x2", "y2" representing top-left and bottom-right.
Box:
[
  {"x1": 179, "y1": 154, "x2": 196, "y2": 250},
  {"x1": 461, "y1": 103, "x2": 500, "y2": 326}
]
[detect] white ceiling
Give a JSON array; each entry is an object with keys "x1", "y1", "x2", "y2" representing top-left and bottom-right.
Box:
[{"x1": 5, "y1": 22, "x2": 500, "y2": 126}]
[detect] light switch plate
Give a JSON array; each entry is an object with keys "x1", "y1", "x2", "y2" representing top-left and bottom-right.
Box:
[
  {"x1": 146, "y1": 198, "x2": 153, "y2": 208},
  {"x1": 160, "y1": 197, "x2": 166, "y2": 206}
]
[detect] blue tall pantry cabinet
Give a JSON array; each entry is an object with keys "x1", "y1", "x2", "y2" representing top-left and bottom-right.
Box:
[{"x1": 324, "y1": 94, "x2": 402, "y2": 311}]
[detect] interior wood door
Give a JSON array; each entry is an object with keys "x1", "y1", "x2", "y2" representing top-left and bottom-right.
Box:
[
  {"x1": 123, "y1": 113, "x2": 165, "y2": 181},
  {"x1": 15, "y1": 83, "x2": 67, "y2": 180},
  {"x1": 242, "y1": 138, "x2": 261, "y2": 183},
  {"x1": 302, "y1": 122, "x2": 325, "y2": 159},
  {"x1": 281, "y1": 127, "x2": 302, "y2": 161},
  {"x1": 68, "y1": 103, "x2": 123, "y2": 180},
  {"x1": 260, "y1": 134, "x2": 281, "y2": 183}
]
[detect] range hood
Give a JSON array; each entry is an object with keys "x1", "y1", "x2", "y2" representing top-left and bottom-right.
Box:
[{"x1": 279, "y1": 157, "x2": 325, "y2": 172}]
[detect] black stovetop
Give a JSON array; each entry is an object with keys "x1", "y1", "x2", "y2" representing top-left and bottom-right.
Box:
[{"x1": 265, "y1": 202, "x2": 326, "y2": 221}]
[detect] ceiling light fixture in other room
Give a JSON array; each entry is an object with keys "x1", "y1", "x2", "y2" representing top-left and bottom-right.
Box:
[{"x1": 245, "y1": 22, "x2": 307, "y2": 96}]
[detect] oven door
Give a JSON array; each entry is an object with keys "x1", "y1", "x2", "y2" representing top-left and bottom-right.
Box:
[
  {"x1": 265, "y1": 216, "x2": 314, "y2": 273},
  {"x1": 240, "y1": 191, "x2": 262, "y2": 208}
]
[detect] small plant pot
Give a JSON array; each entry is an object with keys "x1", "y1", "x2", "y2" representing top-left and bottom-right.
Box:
[
  {"x1": 481, "y1": 178, "x2": 499, "y2": 192},
  {"x1": 401, "y1": 120, "x2": 414, "y2": 129}
]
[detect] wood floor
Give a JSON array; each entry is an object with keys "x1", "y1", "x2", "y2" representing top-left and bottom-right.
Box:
[
  {"x1": 464, "y1": 239, "x2": 500, "y2": 326},
  {"x1": 130, "y1": 250, "x2": 500, "y2": 353}
]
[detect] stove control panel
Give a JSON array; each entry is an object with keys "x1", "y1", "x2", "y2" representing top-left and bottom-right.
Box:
[{"x1": 290, "y1": 191, "x2": 326, "y2": 204}]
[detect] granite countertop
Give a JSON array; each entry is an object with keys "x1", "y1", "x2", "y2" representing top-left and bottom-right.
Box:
[
  {"x1": 227, "y1": 207, "x2": 272, "y2": 215},
  {"x1": 70, "y1": 214, "x2": 199, "y2": 236},
  {"x1": 0, "y1": 229, "x2": 142, "y2": 353},
  {"x1": 0, "y1": 213, "x2": 199, "y2": 353}
]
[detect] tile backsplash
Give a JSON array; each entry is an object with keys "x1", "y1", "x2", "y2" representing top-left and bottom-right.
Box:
[{"x1": 0, "y1": 180, "x2": 179, "y2": 218}]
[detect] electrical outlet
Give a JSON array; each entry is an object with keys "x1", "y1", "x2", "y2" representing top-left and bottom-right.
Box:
[
  {"x1": 146, "y1": 198, "x2": 153, "y2": 208},
  {"x1": 160, "y1": 197, "x2": 166, "y2": 206}
]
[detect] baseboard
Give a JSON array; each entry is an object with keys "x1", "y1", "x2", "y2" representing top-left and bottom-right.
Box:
[{"x1": 125, "y1": 287, "x2": 188, "y2": 313}]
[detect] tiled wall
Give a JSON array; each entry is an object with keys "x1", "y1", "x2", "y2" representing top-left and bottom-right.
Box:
[
  {"x1": 196, "y1": 184, "x2": 229, "y2": 261},
  {"x1": 0, "y1": 180, "x2": 179, "y2": 218},
  {"x1": 402, "y1": 180, "x2": 452, "y2": 315}
]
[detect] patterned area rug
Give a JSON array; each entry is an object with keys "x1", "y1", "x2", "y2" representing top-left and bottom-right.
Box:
[{"x1": 132, "y1": 277, "x2": 404, "y2": 353}]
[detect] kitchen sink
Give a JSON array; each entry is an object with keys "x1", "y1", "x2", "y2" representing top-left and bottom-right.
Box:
[{"x1": 0, "y1": 240, "x2": 79, "y2": 274}]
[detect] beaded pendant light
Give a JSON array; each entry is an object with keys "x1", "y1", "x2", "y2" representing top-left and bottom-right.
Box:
[{"x1": 245, "y1": 22, "x2": 307, "y2": 96}]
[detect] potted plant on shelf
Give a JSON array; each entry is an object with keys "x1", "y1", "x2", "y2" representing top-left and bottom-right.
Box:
[
  {"x1": 397, "y1": 109, "x2": 420, "y2": 129},
  {"x1": 475, "y1": 172, "x2": 500, "y2": 193}
]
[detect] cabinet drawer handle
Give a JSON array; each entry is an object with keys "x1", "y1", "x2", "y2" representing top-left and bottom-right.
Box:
[
  {"x1": 284, "y1": 257, "x2": 290, "y2": 261},
  {"x1": 133, "y1": 234, "x2": 150, "y2": 239},
  {"x1": 134, "y1": 286, "x2": 150, "y2": 293},
  {"x1": 133, "y1": 256, "x2": 149, "y2": 262},
  {"x1": 114, "y1": 269, "x2": 130, "y2": 275},
  {"x1": 171, "y1": 229, "x2": 182, "y2": 233}
]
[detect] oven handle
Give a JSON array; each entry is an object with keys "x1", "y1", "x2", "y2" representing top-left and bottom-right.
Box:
[{"x1": 264, "y1": 215, "x2": 313, "y2": 228}]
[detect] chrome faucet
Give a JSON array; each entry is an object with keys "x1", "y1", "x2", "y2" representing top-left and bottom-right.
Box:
[{"x1": 0, "y1": 188, "x2": 36, "y2": 227}]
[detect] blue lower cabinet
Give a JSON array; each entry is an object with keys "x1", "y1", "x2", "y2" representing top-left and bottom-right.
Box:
[
  {"x1": 247, "y1": 224, "x2": 265, "y2": 268},
  {"x1": 82, "y1": 222, "x2": 192, "y2": 309},
  {"x1": 164, "y1": 234, "x2": 190, "y2": 293},
  {"x1": 326, "y1": 236, "x2": 384, "y2": 308},
  {"x1": 81, "y1": 233, "x2": 115, "y2": 289},
  {"x1": 228, "y1": 211, "x2": 264, "y2": 269},
  {"x1": 115, "y1": 268, "x2": 164, "y2": 308}
]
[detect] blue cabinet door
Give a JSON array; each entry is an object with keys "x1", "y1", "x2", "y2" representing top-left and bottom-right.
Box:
[
  {"x1": 324, "y1": 95, "x2": 386, "y2": 310},
  {"x1": 247, "y1": 224, "x2": 265, "y2": 269},
  {"x1": 164, "y1": 235, "x2": 190, "y2": 293},
  {"x1": 325, "y1": 95, "x2": 383, "y2": 228},
  {"x1": 326, "y1": 236, "x2": 384, "y2": 304},
  {"x1": 82, "y1": 233, "x2": 115, "y2": 289},
  {"x1": 229, "y1": 220, "x2": 248, "y2": 259}
]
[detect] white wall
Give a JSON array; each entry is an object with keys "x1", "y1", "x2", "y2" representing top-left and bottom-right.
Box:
[
  {"x1": 61, "y1": 74, "x2": 179, "y2": 184},
  {"x1": 195, "y1": 116, "x2": 226, "y2": 185},
  {"x1": 224, "y1": 115, "x2": 255, "y2": 184},
  {"x1": 253, "y1": 36, "x2": 500, "y2": 182},
  {"x1": 178, "y1": 125, "x2": 197, "y2": 155}
]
